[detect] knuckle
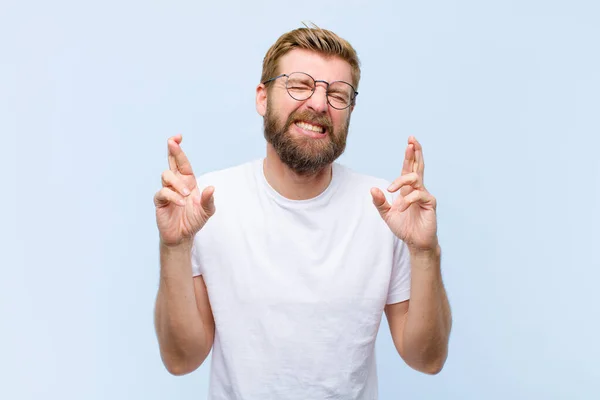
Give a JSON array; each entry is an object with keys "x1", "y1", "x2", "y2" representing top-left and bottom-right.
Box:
[
  {"x1": 154, "y1": 189, "x2": 167, "y2": 205},
  {"x1": 161, "y1": 187, "x2": 172, "y2": 198}
]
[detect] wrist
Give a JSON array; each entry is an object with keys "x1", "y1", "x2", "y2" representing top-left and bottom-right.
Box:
[
  {"x1": 160, "y1": 238, "x2": 194, "y2": 253},
  {"x1": 408, "y1": 243, "x2": 441, "y2": 259}
]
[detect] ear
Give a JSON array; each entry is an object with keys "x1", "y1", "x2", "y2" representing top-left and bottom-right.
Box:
[{"x1": 256, "y1": 83, "x2": 268, "y2": 117}]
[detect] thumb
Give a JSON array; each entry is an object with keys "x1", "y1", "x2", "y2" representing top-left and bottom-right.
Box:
[
  {"x1": 197, "y1": 186, "x2": 216, "y2": 217},
  {"x1": 370, "y1": 187, "x2": 391, "y2": 218}
]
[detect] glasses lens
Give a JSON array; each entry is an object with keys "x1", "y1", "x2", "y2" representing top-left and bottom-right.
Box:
[
  {"x1": 327, "y1": 82, "x2": 354, "y2": 109},
  {"x1": 286, "y1": 72, "x2": 315, "y2": 101}
]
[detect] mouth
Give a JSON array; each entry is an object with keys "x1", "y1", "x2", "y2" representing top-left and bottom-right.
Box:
[{"x1": 294, "y1": 120, "x2": 327, "y2": 138}]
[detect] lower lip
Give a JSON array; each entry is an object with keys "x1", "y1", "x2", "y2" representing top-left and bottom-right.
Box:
[{"x1": 293, "y1": 122, "x2": 327, "y2": 138}]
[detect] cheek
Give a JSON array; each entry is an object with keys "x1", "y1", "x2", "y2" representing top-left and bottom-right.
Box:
[
  {"x1": 268, "y1": 98, "x2": 291, "y2": 119},
  {"x1": 332, "y1": 112, "x2": 350, "y2": 130}
]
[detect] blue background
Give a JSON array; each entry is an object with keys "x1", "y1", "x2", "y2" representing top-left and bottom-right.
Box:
[{"x1": 2, "y1": 0, "x2": 599, "y2": 399}]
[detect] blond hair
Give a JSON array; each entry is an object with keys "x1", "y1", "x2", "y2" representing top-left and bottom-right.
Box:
[{"x1": 261, "y1": 23, "x2": 361, "y2": 89}]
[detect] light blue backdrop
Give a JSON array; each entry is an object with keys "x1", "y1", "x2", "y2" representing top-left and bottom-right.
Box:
[{"x1": 2, "y1": 0, "x2": 599, "y2": 399}]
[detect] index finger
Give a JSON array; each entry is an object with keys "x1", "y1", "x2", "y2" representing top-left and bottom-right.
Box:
[
  {"x1": 409, "y1": 136, "x2": 425, "y2": 178},
  {"x1": 167, "y1": 134, "x2": 182, "y2": 171},
  {"x1": 168, "y1": 137, "x2": 194, "y2": 175},
  {"x1": 401, "y1": 143, "x2": 415, "y2": 176}
]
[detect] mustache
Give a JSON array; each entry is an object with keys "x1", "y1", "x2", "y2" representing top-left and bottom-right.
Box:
[{"x1": 285, "y1": 110, "x2": 333, "y2": 133}]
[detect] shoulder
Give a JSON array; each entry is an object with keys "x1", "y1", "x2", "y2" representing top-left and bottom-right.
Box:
[
  {"x1": 195, "y1": 159, "x2": 260, "y2": 188},
  {"x1": 334, "y1": 163, "x2": 394, "y2": 201}
]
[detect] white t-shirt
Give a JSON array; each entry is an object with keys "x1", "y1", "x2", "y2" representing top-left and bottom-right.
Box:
[{"x1": 191, "y1": 158, "x2": 411, "y2": 400}]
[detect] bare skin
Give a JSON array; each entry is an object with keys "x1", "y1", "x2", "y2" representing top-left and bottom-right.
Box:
[
  {"x1": 257, "y1": 51, "x2": 452, "y2": 373},
  {"x1": 372, "y1": 136, "x2": 452, "y2": 374},
  {"x1": 154, "y1": 49, "x2": 452, "y2": 376},
  {"x1": 153, "y1": 134, "x2": 216, "y2": 375},
  {"x1": 256, "y1": 49, "x2": 354, "y2": 201}
]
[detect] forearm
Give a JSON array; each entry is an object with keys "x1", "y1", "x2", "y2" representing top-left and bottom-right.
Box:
[
  {"x1": 154, "y1": 240, "x2": 209, "y2": 374},
  {"x1": 403, "y1": 246, "x2": 452, "y2": 373}
]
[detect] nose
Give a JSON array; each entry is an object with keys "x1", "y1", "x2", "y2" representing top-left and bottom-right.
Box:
[{"x1": 305, "y1": 84, "x2": 328, "y2": 114}]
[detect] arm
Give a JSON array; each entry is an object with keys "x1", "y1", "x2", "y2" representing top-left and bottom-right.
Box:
[
  {"x1": 153, "y1": 134, "x2": 217, "y2": 375},
  {"x1": 371, "y1": 136, "x2": 451, "y2": 374},
  {"x1": 385, "y1": 245, "x2": 451, "y2": 374},
  {"x1": 154, "y1": 240, "x2": 215, "y2": 375}
]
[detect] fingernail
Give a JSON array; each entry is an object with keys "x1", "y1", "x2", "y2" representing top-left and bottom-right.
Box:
[{"x1": 182, "y1": 188, "x2": 190, "y2": 196}]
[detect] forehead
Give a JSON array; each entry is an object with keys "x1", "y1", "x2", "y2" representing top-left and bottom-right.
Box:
[{"x1": 277, "y1": 48, "x2": 353, "y2": 84}]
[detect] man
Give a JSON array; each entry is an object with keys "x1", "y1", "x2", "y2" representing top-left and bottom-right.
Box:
[{"x1": 154, "y1": 25, "x2": 452, "y2": 399}]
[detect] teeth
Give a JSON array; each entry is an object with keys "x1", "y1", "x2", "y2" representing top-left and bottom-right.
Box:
[{"x1": 296, "y1": 121, "x2": 324, "y2": 133}]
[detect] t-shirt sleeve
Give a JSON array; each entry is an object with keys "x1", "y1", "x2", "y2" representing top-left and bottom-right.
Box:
[
  {"x1": 191, "y1": 235, "x2": 203, "y2": 277},
  {"x1": 190, "y1": 175, "x2": 209, "y2": 278},
  {"x1": 386, "y1": 236, "x2": 411, "y2": 304},
  {"x1": 385, "y1": 186, "x2": 412, "y2": 304}
]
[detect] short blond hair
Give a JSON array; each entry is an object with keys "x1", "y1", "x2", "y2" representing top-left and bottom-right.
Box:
[{"x1": 261, "y1": 24, "x2": 361, "y2": 89}]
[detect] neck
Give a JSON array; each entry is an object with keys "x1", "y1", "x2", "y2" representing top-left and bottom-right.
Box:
[{"x1": 263, "y1": 144, "x2": 333, "y2": 200}]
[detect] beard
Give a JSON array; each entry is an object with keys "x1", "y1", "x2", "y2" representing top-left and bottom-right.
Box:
[{"x1": 263, "y1": 102, "x2": 350, "y2": 176}]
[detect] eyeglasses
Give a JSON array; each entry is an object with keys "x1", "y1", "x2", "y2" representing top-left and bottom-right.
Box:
[{"x1": 262, "y1": 72, "x2": 358, "y2": 110}]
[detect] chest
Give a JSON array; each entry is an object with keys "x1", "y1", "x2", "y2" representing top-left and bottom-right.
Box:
[{"x1": 198, "y1": 200, "x2": 395, "y2": 309}]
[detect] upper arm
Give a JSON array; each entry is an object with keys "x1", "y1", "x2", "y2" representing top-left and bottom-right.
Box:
[
  {"x1": 385, "y1": 299, "x2": 410, "y2": 359},
  {"x1": 193, "y1": 275, "x2": 216, "y2": 356}
]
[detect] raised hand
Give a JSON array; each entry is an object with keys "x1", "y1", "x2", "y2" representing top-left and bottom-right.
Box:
[
  {"x1": 154, "y1": 134, "x2": 216, "y2": 246},
  {"x1": 371, "y1": 136, "x2": 438, "y2": 252}
]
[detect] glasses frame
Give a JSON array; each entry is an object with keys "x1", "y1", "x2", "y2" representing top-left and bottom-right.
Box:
[{"x1": 262, "y1": 72, "x2": 358, "y2": 110}]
